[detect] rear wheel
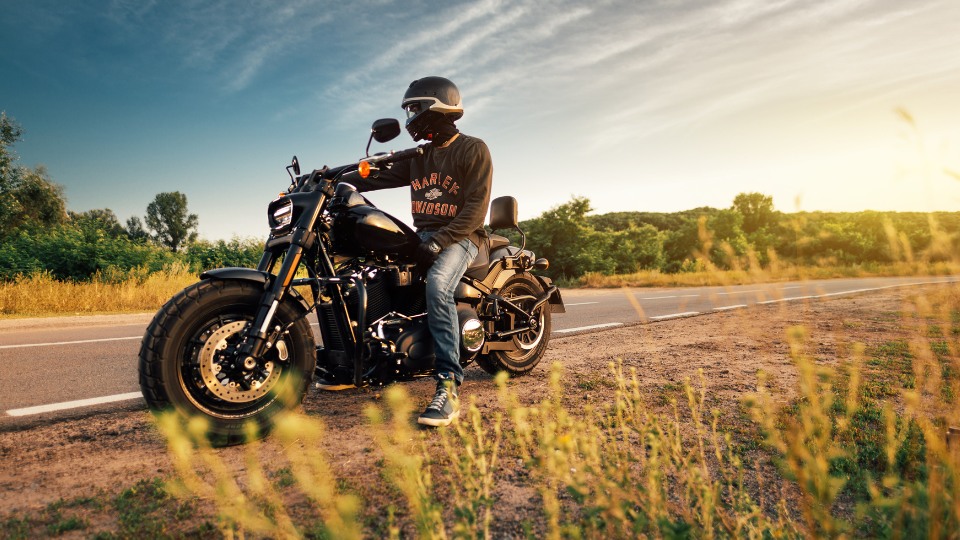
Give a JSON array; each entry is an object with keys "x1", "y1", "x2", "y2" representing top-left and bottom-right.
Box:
[
  {"x1": 138, "y1": 279, "x2": 316, "y2": 446},
  {"x1": 476, "y1": 273, "x2": 551, "y2": 377}
]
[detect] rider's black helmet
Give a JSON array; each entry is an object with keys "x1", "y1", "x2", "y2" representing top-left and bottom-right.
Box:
[{"x1": 401, "y1": 76, "x2": 463, "y2": 141}]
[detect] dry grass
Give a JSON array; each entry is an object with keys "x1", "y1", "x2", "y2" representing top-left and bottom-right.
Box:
[
  {"x1": 575, "y1": 261, "x2": 960, "y2": 289},
  {"x1": 0, "y1": 263, "x2": 197, "y2": 318}
]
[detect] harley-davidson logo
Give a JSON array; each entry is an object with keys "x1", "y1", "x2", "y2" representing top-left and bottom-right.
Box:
[{"x1": 425, "y1": 188, "x2": 443, "y2": 200}]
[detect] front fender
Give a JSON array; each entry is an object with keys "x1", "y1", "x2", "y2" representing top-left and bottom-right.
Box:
[
  {"x1": 200, "y1": 267, "x2": 312, "y2": 313},
  {"x1": 201, "y1": 267, "x2": 271, "y2": 286}
]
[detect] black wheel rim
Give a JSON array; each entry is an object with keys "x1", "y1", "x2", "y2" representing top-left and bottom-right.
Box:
[
  {"x1": 177, "y1": 312, "x2": 291, "y2": 420},
  {"x1": 501, "y1": 282, "x2": 547, "y2": 360}
]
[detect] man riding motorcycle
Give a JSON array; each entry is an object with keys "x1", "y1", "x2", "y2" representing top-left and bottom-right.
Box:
[{"x1": 332, "y1": 76, "x2": 493, "y2": 427}]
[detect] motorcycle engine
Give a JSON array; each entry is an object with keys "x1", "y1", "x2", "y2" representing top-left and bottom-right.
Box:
[
  {"x1": 317, "y1": 264, "x2": 479, "y2": 384},
  {"x1": 374, "y1": 317, "x2": 435, "y2": 374}
]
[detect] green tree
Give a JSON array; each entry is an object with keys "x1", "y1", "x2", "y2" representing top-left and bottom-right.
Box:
[
  {"x1": 0, "y1": 113, "x2": 68, "y2": 237},
  {"x1": 69, "y1": 208, "x2": 125, "y2": 238},
  {"x1": 732, "y1": 192, "x2": 774, "y2": 234},
  {"x1": 145, "y1": 191, "x2": 198, "y2": 252},
  {"x1": 1, "y1": 112, "x2": 22, "y2": 178},
  {"x1": 708, "y1": 209, "x2": 749, "y2": 268},
  {"x1": 662, "y1": 216, "x2": 706, "y2": 272},
  {"x1": 186, "y1": 238, "x2": 263, "y2": 271},
  {"x1": 0, "y1": 165, "x2": 68, "y2": 237},
  {"x1": 608, "y1": 223, "x2": 664, "y2": 273},
  {"x1": 125, "y1": 215, "x2": 150, "y2": 243},
  {"x1": 520, "y1": 196, "x2": 615, "y2": 279}
]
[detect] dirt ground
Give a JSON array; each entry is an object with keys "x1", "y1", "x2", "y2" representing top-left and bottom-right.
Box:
[{"x1": 0, "y1": 286, "x2": 934, "y2": 536}]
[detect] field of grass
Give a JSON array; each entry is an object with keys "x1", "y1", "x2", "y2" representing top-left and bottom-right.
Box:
[
  {"x1": 2, "y1": 260, "x2": 959, "y2": 318},
  {"x1": 3, "y1": 211, "x2": 960, "y2": 537},
  {"x1": 6, "y1": 282, "x2": 958, "y2": 538},
  {"x1": 180, "y1": 283, "x2": 958, "y2": 538},
  {"x1": 0, "y1": 264, "x2": 198, "y2": 318},
  {"x1": 572, "y1": 261, "x2": 960, "y2": 289}
]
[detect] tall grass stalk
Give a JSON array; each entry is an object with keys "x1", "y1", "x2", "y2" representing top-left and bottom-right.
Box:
[
  {"x1": 366, "y1": 385, "x2": 447, "y2": 539},
  {"x1": 498, "y1": 362, "x2": 798, "y2": 538},
  {"x1": 744, "y1": 286, "x2": 960, "y2": 538},
  {"x1": 158, "y1": 413, "x2": 295, "y2": 537},
  {"x1": 747, "y1": 328, "x2": 861, "y2": 537},
  {"x1": 437, "y1": 386, "x2": 504, "y2": 539},
  {"x1": 157, "y1": 410, "x2": 361, "y2": 539}
]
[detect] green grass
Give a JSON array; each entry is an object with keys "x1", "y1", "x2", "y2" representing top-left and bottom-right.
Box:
[{"x1": 1, "y1": 478, "x2": 216, "y2": 539}]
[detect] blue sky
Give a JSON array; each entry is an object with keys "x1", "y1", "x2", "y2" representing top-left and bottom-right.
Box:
[{"x1": 3, "y1": 0, "x2": 960, "y2": 240}]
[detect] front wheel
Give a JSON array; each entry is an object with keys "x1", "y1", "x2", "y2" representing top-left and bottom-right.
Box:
[
  {"x1": 476, "y1": 272, "x2": 552, "y2": 377},
  {"x1": 138, "y1": 279, "x2": 316, "y2": 446}
]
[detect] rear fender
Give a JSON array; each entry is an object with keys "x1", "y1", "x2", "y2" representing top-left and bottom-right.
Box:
[
  {"x1": 200, "y1": 267, "x2": 312, "y2": 313},
  {"x1": 483, "y1": 267, "x2": 565, "y2": 313},
  {"x1": 534, "y1": 275, "x2": 565, "y2": 313}
]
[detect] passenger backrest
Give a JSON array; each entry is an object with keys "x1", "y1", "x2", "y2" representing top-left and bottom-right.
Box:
[{"x1": 489, "y1": 196, "x2": 518, "y2": 230}]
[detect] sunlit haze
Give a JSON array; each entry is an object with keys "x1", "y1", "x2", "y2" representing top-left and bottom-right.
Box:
[{"x1": 3, "y1": 0, "x2": 959, "y2": 240}]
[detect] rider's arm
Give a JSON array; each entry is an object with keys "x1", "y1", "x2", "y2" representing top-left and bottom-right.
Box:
[
  {"x1": 343, "y1": 159, "x2": 411, "y2": 192},
  {"x1": 430, "y1": 139, "x2": 492, "y2": 249}
]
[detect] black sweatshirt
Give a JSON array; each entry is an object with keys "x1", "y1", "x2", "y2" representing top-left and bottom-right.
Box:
[{"x1": 348, "y1": 133, "x2": 492, "y2": 250}]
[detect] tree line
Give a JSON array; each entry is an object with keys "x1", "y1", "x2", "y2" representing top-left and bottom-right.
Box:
[
  {"x1": 1, "y1": 112, "x2": 258, "y2": 281},
  {"x1": 515, "y1": 193, "x2": 960, "y2": 280},
  {"x1": 3, "y1": 112, "x2": 959, "y2": 283}
]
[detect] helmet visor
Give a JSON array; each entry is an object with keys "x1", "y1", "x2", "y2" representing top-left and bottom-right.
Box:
[{"x1": 404, "y1": 102, "x2": 422, "y2": 119}]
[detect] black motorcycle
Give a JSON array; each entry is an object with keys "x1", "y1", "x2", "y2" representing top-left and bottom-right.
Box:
[{"x1": 138, "y1": 118, "x2": 564, "y2": 444}]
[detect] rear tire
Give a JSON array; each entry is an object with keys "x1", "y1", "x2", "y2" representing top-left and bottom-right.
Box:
[
  {"x1": 476, "y1": 273, "x2": 551, "y2": 377},
  {"x1": 138, "y1": 279, "x2": 316, "y2": 446}
]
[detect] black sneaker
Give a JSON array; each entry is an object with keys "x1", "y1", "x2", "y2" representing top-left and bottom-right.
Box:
[
  {"x1": 314, "y1": 374, "x2": 355, "y2": 391},
  {"x1": 417, "y1": 381, "x2": 460, "y2": 427}
]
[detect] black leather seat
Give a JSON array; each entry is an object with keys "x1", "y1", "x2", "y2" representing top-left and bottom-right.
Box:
[
  {"x1": 464, "y1": 197, "x2": 518, "y2": 279},
  {"x1": 465, "y1": 234, "x2": 511, "y2": 278}
]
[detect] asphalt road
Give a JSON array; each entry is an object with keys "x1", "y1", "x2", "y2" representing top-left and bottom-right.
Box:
[{"x1": 1, "y1": 275, "x2": 957, "y2": 427}]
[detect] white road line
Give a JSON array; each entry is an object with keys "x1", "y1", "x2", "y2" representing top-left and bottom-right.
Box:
[
  {"x1": 640, "y1": 294, "x2": 700, "y2": 300},
  {"x1": 716, "y1": 290, "x2": 762, "y2": 295},
  {"x1": 714, "y1": 304, "x2": 747, "y2": 311},
  {"x1": 4, "y1": 324, "x2": 329, "y2": 348},
  {"x1": 553, "y1": 322, "x2": 623, "y2": 334},
  {"x1": 781, "y1": 286, "x2": 803, "y2": 290},
  {"x1": 649, "y1": 311, "x2": 700, "y2": 320},
  {"x1": 565, "y1": 302, "x2": 600, "y2": 306},
  {"x1": 820, "y1": 288, "x2": 873, "y2": 297},
  {"x1": 752, "y1": 281, "x2": 959, "y2": 305},
  {"x1": 758, "y1": 296, "x2": 815, "y2": 305},
  {"x1": 6, "y1": 392, "x2": 143, "y2": 417},
  {"x1": 0, "y1": 336, "x2": 142, "y2": 349}
]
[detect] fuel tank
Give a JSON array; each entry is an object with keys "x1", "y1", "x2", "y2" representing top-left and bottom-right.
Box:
[{"x1": 330, "y1": 186, "x2": 420, "y2": 258}]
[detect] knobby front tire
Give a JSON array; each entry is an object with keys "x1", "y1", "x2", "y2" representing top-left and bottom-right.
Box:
[{"x1": 138, "y1": 279, "x2": 316, "y2": 446}]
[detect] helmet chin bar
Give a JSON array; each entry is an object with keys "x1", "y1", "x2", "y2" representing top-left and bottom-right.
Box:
[
  {"x1": 406, "y1": 109, "x2": 442, "y2": 142},
  {"x1": 407, "y1": 115, "x2": 458, "y2": 144}
]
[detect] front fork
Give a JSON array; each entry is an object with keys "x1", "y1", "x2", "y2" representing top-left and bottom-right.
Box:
[
  {"x1": 238, "y1": 233, "x2": 315, "y2": 366},
  {"x1": 241, "y1": 225, "x2": 368, "y2": 386}
]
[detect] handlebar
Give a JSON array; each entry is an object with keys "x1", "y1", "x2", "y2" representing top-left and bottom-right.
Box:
[
  {"x1": 319, "y1": 145, "x2": 424, "y2": 182},
  {"x1": 369, "y1": 145, "x2": 424, "y2": 166}
]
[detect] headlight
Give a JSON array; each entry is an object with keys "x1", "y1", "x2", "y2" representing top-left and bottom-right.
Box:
[{"x1": 268, "y1": 198, "x2": 294, "y2": 235}]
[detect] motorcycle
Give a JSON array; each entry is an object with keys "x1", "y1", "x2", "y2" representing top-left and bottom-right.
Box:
[{"x1": 138, "y1": 118, "x2": 565, "y2": 445}]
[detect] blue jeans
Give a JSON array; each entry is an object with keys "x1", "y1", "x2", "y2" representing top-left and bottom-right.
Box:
[{"x1": 419, "y1": 232, "x2": 478, "y2": 385}]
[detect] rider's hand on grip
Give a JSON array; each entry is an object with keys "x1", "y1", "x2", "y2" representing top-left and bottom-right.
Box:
[{"x1": 416, "y1": 239, "x2": 442, "y2": 271}]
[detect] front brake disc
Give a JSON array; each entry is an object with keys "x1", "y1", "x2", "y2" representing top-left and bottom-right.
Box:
[{"x1": 198, "y1": 321, "x2": 281, "y2": 403}]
